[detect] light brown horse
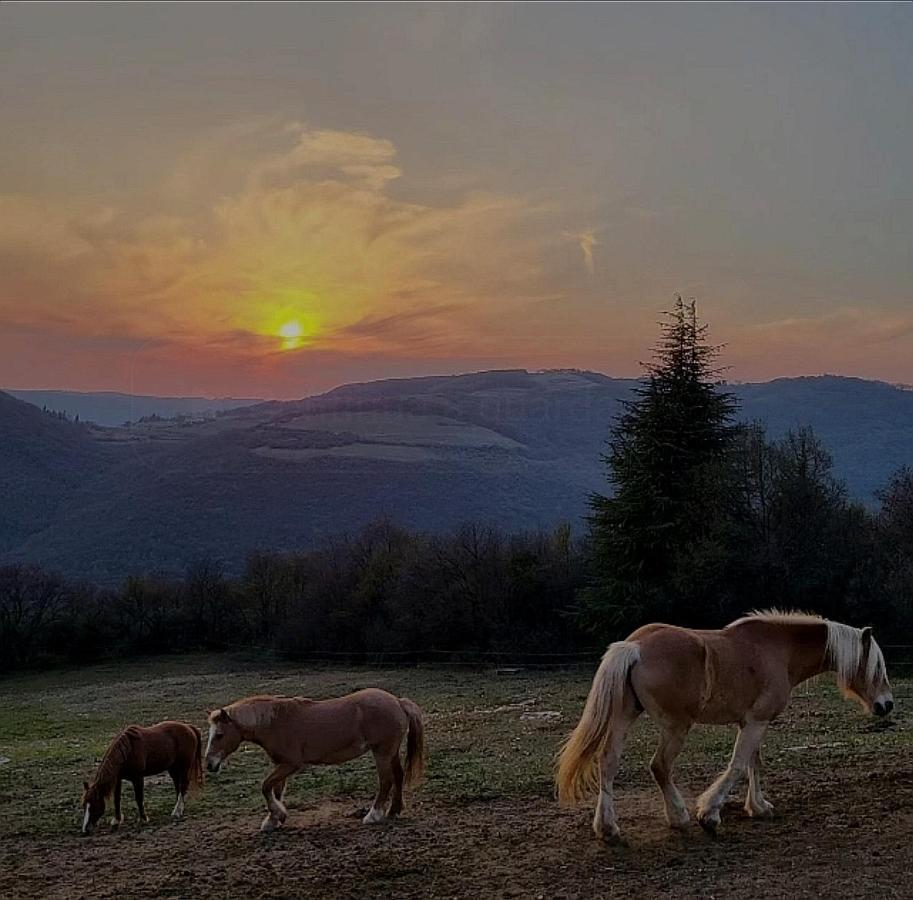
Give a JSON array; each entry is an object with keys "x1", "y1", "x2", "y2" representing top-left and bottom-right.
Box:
[
  {"x1": 557, "y1": 611, "x2": 893, "y2": 841},
  {"x1": 205, "y1": 688, "x2": 425, "y2": 832},
  {"x1": 81, "y1": 722, "x2": 203, "y2": 833}
]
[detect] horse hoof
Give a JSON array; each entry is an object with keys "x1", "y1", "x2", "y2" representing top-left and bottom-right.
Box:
[
  {"x1": 697, "y1": 812, "x2": 720, "y2": 834},
  {"x1": 747, "y1": 803, "x2": 775, "y2": 819},
  {"x1": 109, "y1": 817, "x2": 123, "y2": 829},
  {"x1": 362, "y1": 808, "x2": 386, "y2": 825},
  {"x1": 668, "y1": 816, "x2": 691, "y2": 831},
  {"x1": 260, "y1": 816, "x2": 280, "y2": 833},
  {"x1": 599, "y1": 831, "x2": 626, "y2": 847}
]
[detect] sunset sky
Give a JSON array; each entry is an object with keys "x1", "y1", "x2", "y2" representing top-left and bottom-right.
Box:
[{"x1": 2, "y1": 3, "x2": 912, "y2": 398}]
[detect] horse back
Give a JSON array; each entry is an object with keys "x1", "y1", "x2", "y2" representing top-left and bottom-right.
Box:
[
  {"x1": 122, "y1": 722, "x2": 199, "y2": 777},
  {"x1": 630, "y1": 623, "x2": 792, "y2": 725}
]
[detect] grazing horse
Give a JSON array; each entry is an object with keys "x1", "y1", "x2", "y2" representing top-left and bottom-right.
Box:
[
  {"x1": 205, "y1": 689, "x2": 425, "y2": 833},
  {"x1": 81, "y1": 722, "x2": 203, "y2": 833},
  {"x1": 557, "y1": 611, "x2": 893, "y2": 841}
]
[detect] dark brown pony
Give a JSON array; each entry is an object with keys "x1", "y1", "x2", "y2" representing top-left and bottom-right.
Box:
[{"x1": 81, "y1": 721, "x2": 203, "y2": 833}]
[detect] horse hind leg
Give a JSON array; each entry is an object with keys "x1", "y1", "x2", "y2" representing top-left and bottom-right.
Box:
[
  {"x1": 387, "y1": 754, "x2": 405, "y2": 818},
  {"x1": 363, "y1": 750, "x2": 395, "y2": 825},
  {"x1": 744, "y1": 747, "x2": 774, "y2": 818},
  {"x1": 650, "y1": 723, "x2": 691, "y2": 829},
  {"x1": 169, "y1": 767, "x2": 188, "y2": 819},
  {"x1": 592, "y1": 699, "x2": 639, "y2": 843}
]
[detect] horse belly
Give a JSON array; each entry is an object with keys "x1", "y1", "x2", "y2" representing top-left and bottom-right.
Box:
[{"x1": 306, "y1": 740, "x2": 368, "y2": 766}]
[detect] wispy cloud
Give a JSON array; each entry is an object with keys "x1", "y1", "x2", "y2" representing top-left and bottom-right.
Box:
[{"x1": 562, "y1": 229, "x2": 598, "y2": 276}]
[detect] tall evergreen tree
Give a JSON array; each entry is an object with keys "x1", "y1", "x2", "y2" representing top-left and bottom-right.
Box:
[{"x1": 582, "y1": 298, "x2": 739, "y2": 632}]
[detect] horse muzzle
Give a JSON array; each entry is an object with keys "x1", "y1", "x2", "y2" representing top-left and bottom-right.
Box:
[
  {"x1": 873, "y1": 699, "x2": 894, "y2": 717},
  {"x1": 206, "y1": 758, "x2": 222, "y2": 773}
]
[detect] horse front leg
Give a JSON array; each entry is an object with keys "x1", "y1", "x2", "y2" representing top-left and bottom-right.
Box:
[
  {"x1": 110, "y1": 779, "x2": 124, "y2": 828},
  {"x1": 696, "y1": 721, "x2": 768, "y2": 833},
  {"x1": 260, "y1": 764, "x2": 298, "y2": 832},
  {"x1": 132, "y1": 778, "x2": 148, "y2": 824},
  {"x1": 744, "y1": 747, "x2": 775, "y2": 818}
]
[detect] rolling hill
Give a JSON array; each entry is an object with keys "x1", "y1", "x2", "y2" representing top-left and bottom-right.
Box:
[{"x1": 2, "y1": 370, "x2": 912, "y2": 583}]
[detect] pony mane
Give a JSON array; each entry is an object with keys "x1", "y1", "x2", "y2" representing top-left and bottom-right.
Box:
[
  {"x1": 216, "y1": 695, "x2": 285, "y2": 730},
  {"x1": 733, "y1": 609, "x2": 886, "y2": 686},
  {"x1": 733, "y1": 608, "x2": 825, "y2": 626},
  {"x1": 92, "y1": 728, "x2": 135, "y2": 797}
]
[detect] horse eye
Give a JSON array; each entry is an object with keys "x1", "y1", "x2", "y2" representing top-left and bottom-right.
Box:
[{"x1": 216, "y1": 731, "x2": 224, "y2": 739}]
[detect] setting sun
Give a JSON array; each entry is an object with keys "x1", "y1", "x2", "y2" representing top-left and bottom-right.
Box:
[{"x1": 278, "y1": 320, "x2": 305, "y2": 350}]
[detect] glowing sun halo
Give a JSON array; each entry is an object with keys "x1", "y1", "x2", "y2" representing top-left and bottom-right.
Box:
[{"x1": 278, "y1": 320, "x2": 305, "y2": 350}]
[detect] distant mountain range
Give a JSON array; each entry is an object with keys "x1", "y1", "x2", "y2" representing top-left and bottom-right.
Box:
[
  {"x1": 7, "y1": 390, "x2": 262, "y2": 426},
  {"x1": 3, "y1": 370, "x2": 913, "y2": 584}
]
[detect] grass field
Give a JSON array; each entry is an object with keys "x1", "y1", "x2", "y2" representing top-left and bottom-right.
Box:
[{"x1": 1, "y1": 655, "x2": 911, "y2": 898}]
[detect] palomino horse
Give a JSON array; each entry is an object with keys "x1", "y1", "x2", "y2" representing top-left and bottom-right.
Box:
[
  {"x1": 81, "y1": 722, "x2": 203, "y2": 833},
  {"x1": 205, "y1": 688, "x2": 425, "y2": 832},
  {"x1": 557, "y1": 611, "x2": 893, "y2": 841}
]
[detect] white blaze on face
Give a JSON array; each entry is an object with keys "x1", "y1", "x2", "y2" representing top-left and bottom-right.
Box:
[
  {"x1": 82, "y1": 805, "x2": 91, "y2": 833},
  {"x1": 206, "y1": 723, "x2": 222, "y2": 768}
]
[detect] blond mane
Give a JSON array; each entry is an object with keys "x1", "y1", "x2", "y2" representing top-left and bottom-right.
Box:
[
  {"x1": 211, "y1": 695, "x2": 294, "y2": 730},
  {"x1": 733, "y1": 609, "x2": 886, "y2": 686}
]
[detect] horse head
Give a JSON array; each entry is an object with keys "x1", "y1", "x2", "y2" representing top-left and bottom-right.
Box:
[
  {"x1": 80, "y1": 781, "x2": 105, "y2": 834},
  {"x1": 838, "y1": 626, "x2": 893, "y2": 717},
  {"x1": 205, "y1": 708, "x2": 242, "y2": 772}
]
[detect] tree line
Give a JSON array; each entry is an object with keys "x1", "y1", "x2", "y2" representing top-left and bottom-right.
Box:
[{"x1": 2, "y1": 300, "x2": 911, "y2": 672}]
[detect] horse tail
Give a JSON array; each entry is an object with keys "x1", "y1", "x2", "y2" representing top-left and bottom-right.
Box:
[
  {"x1": 398, "y1": 698, "x2": 426, "y2": 786},
  {"x1": 556, "y1": 641, "x2": 641, "y2": 806},
  {"x1": 189, "y1": 725, "x2": 204, "y2": 794}
]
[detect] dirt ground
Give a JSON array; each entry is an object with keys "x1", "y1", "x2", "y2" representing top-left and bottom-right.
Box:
[
  {"x1": 3, "y1": 765, "x2": 912, "y2": 899},
  {"x1": 1, "y1": 657, "x2": 910, "y2": 899}
]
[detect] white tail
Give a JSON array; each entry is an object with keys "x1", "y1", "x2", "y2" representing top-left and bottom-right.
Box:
[{"x1": 555, "y1": 641, "x2": 641, "y2": 806}]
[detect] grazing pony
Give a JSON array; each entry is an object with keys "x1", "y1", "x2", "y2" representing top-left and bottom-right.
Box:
[
  {"x1": 205, "y1": 688, "x2": 425, "y2": 832},
  {"x1": 557, "y1": 611, "x2": 893, "y2": 841},
  {"x1": 81, "y1": 722, "x2": 203, "y2": 833}
]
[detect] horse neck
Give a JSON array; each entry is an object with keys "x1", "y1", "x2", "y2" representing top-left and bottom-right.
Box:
[
  {"x1": 92, "y1": 753, "x2": 124, "y2": 796},
  {"x1": 779, "y1": 621, "x2": 831, "y2": 686},
  {"x1": 232, "y1": 703, "x2": 278, "y2": 751}
]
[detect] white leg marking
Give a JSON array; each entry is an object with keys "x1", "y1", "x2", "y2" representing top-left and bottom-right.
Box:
[
  {"x1": 745, "y1": 763, "x2": 774, "y2": 818},
  {"x1": 362, "y1": 806, "x2": 386, "y2": 824},
  {"x1": 171, "y1": 794, "x2": 185, "y2": 818},
  {"x1": 82, "y1": 806, "x2": 91, "y2": 833},
  {"x1": 697, "y1": 722, "x2": 768, "y2": 830}
]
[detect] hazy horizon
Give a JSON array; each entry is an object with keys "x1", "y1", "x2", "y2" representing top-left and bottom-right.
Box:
[
  {"x1": 7, "y1": 366, "x2": 913, "y2": 405},
  {"x1": 3, "y1": 3, "x2": 912, "y2": 399}
]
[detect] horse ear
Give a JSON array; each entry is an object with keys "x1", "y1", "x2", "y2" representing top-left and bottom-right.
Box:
[
  {"x1": 83, "y1": 780, "x2": 89, "y2": 792},
  {"x1": 861, "y1": 626, "x2": 873, "y2": 647},
  {"x1": 217, "y1": 708, "x2": 231, "y2": 723}
]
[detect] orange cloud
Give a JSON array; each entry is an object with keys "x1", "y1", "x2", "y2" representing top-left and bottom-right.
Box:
[{"x1": 0, "y1": 125, "x2": 556, "y2": 371}]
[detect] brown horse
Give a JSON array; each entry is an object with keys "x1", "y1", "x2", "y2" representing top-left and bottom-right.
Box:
[
  {"x1": 205, "y1": 688, "x2": 425, "y2": 832},
  {"x1": 81, "y1": 722, "x2": 203, "y2": 833},
  {"x1": 557, "y1": 611, "x2": 893, "y2": 841}
]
